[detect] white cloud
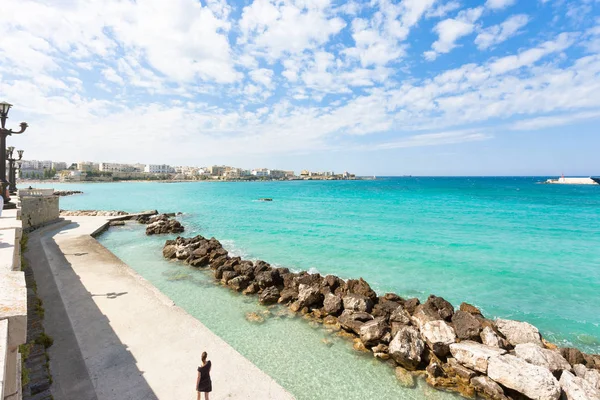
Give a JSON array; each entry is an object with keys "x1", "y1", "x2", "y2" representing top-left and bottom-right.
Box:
[
  {"x1": 249, "y1": 68, "x2": 275, "y2": 88},
  {"x1": 488, "y1": 32, "x2": 575, "y2": 75},
  {"x1": 372, "y1": 130, "x2": 492, "y2": 150},
  {"x1": 510, "y1": 111, "x2": 600, "y2": 130},
  {"x1": 475, "y1": 14, "x2": 530, "y2": 50},
  {"x1": 485, "y1": 0, "x2": 516, "y2": 10},
  {"x1": 238, "y1": 0, "x2": 346, "y2": 61},
  {"x1": 425, "y1": 7, "x2": 484, "y2": 60}
]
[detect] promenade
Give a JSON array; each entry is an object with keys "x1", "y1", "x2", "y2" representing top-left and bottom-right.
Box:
[{"x1": 26, "y1": 217, "x2": 293, "y2": 400}]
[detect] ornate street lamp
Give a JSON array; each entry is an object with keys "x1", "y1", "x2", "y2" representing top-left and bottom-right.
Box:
[
  {"x1": 0, "y1": 102, "x2": 28, "y2": 209},
  {"x1": 6, "y1": 146, "x2": 23, "y2": 194}
]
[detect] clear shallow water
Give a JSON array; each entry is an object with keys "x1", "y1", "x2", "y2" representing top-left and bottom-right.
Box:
[
  {"x1": 36, "y1": 178, "x2": 600, "y2": 357},
  {"x1": 100, "y1": 225, "x2": 456, "y2": 400}
]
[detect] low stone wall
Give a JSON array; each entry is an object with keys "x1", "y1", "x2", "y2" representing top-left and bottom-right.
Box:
[
  {"x1": 19, "y1": 197, "x2": 60, "y2": 231},
  {"x1": 0, "y1": 209, "x2": 27, "y2": 400}
]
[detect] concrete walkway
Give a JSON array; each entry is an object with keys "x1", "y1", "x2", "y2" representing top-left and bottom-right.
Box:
[{"x1": 26, "y1": 217, "x2": 294, "y2": 400}]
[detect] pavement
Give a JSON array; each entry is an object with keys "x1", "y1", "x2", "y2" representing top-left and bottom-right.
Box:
[{"x1": 25, "y1": 217, "x2": 294, "y2": 400}]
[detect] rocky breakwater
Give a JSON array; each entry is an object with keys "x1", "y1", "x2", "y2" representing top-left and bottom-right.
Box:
[
  {"x1": 60, "y1": 210, "x2": 130, "y2": 216},
  {"x1": 162, "y1": 235, "x2": 600, "y2": 400},
  {"x1": 54, "y1": 190, "x2": 83, "y2": 196},
  {"x1": 138, "y1": 213, "x2": 184, "y2": 235}
]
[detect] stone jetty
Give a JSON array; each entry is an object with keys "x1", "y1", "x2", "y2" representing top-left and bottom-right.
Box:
[
  {"x1": 53, "y1": 190, "x2": 84, "y2": 196},
  {"x1": 160, "y1": 234, "x2": 600, "y2": 400},
  {"x1": 138, "y1": 213, "x2": 184, "y2": 235}
]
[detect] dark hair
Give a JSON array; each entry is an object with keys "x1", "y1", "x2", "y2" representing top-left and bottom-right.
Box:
[{"x1": 201, "y1": 351, "x2": 207, "y2": 363}]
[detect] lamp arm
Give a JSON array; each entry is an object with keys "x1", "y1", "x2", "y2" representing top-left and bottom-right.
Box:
[{"x1": 8, "y1": 122, "x2": 28, "y2": 135}]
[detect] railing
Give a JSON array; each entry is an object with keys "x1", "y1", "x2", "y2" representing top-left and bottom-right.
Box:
[{"x1": 17, "y1": 188, "x2": 54, "y2": 197}]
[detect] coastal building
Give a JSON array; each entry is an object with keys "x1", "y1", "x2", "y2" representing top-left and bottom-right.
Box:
[
  {"x1": 144, "y1": 164, "x2": 175, "y2": 174},
  {"x1": 270, "y1": 170, "x2": 286, "y2": 179},
  {"x1": 51, "y1": 161, "x2": 68, "y2": 171},
  {"x1": 99, "y1": 162, "x2": 136, "y2": 173},
  {"x1": 60, "y1": 170, "x2": 83, "y2": 182},
  {"x1": 208, "y1": 165, "x2": 226, "y2": 176},
  {"x1": 77, "y1": 161, "x2": 99, "y2": 172},
  {"x1": 251, "y1": 168, "x2": 270, "y2": 177}
]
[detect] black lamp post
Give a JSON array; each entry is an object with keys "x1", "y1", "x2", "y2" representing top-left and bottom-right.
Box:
[
  {"x1": 0, "y1": 101, "x2": 28, "y2": 209},
  {"x1": 6, "y1": 146, "x2": 23, "y2": 194}
]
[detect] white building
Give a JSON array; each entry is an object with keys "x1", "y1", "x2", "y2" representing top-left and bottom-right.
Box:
[
  {"x1": 144, "y1": 164, "x2": 174, "y2": 174},
  {"x1": 251, "y1": 168, "x2": 271, "y2": 177},
  {"x1": 99, "y1": 162, "x2": 136, "y2": 173}
]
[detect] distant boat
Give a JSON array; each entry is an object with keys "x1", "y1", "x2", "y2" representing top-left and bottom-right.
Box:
[{"x1": 258, "y1": 198, "x2": 273, "y2": 201}]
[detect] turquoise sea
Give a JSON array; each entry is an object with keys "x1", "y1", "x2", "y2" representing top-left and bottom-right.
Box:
[{"x1": 33, "y1": 177, "x2": 600, "y2": 398}]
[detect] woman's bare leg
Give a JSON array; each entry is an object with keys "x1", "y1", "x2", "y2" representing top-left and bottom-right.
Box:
[
  {"x1": 204, "y1": 392, "x2": 209, "y2": 400},
  {"x1": 197, "y1": 391, "x2": 200, "y2": 400}
]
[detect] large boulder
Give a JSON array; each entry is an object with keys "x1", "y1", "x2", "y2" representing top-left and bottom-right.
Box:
[
  {"x1": 481, "y1": 326, "x2": 504, "y2": 348},
  {"x1": 560, "y1": 348, "x2": 586, "y2": 367},
  {"x1": 346, "y1": 278, "x2": 377, "y2": 301},
  {"x1": 495, "y1": 318, "x2": 543, "y2": 347},
  {"x1": 227, "y1": 275, "x2": 250, "y2": 292},
  {"x1": 560, "y1": 370, "x2": 600, "y2": 400},
  {"x1": 259, "y1": 286, "x2": 280, "y2": 305},
  {"x1": 460, "y1": 302, "x2": 483, "y2": 315},
  {"x1": 424, "y1": 295, "x2": 454, "y2": 321},
  {"x1": 388, "y1": 326, "x2": 425, "y2": 371},
  {"x1": 255, "y1": 271, "x2": 276, "y2": 289},
  {"x1": 403, "y1": 298, "x2": 420, "y2": 315},
  {"x1": 323, "y1": 293, "x2": 343, "y2": 316},
  {"x1": 339, "y1": 310, "x2": 373, "y2": 335},
  {"x1": 573, "y1": 365, "x2": 600, "y2": 390},
  {"x1": 342, "y1": 294, "x2": 373, "y2": 313},
  {"x1": 470, "y1": 376, "x2": 508, "y2": 400},
  {"x1": 487, "y1": 354, "x2": 561, "y2": 400},
  {"x1": 278, "y1": 288, "x2": 298, "y2": 304},
  {"x1": 452, "y1": 310, "x2": 483, "y2": 341},
  {"x1": 420, "y1": 320, "x2": 456, "y2": 357},
  {"x1": 162, "y1": 245, "x2": 177, "y2": 259},
  {"x1": 411, "y1": 304, "x2": 442, "y2": 329},
  {"x1": 514, "y1": 343, "x2": 572, "y2": 373},
  {"x1": 359, "y1": 317, "x2": 389, "y2": 346},
  {"x1": 297, "y1": 284, "x2": 323, "y2": 309},
  {"x1": 389, "y1": 305, "x2": 412, "y2": 325},
  {"x1": 449, "y1": 341, "x2": 506, "y2": 373}
]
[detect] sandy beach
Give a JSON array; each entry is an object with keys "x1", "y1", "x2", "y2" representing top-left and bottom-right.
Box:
[{"x1": 25, "y1": 216, "x2": 294, "y2": 400}]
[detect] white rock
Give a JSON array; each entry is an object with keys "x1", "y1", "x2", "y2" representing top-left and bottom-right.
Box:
[
  {"x1": 420, "y1": 320, "x2": 456, "y2": 357},
  {"x1": 389, "y1": 326, "x2": 425, "y2": 371},
  {"x1": 514, "y1": 343, "x2": 572, "y2": 372},
  {"x1": 449, "y1": 341, "x2": 506, "y2": 373},
  {"x1": 481, "y1": 326, "x2": 502, "y2": 348},
  {"x1": 487, "y1": 354, "x2": 561, "y2": 400},
  {"x1": 573, "y1": 365, "x2": 600, "y2": 390},
  {"x1": 560, "y1": 370, "x2": 600, "y2": 400},
  {"x1": 495, "y1": 318, "x2": 543, "y2": 346}
]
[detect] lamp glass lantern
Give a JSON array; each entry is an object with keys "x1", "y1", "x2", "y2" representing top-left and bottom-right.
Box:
[
  {"x1": 18, "y1": 150, "x2": 24, "y2": 159},
  {"x1": 0, "y1": 101, "x2": 12, "y2": 116}
]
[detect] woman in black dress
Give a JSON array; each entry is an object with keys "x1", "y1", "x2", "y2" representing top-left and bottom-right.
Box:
[{"x1": 196, "y1": 351, "x2": 212, "y2": 400}]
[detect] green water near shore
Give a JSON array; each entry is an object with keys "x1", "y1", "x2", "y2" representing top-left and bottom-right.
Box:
[{"x1": 100, "y1": 225, "x2": 457, "y2": 400}]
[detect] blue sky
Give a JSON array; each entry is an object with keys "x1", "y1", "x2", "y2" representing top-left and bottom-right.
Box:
[{"x1": 0, "y1": 0, "x2": 599, "y2": 175}]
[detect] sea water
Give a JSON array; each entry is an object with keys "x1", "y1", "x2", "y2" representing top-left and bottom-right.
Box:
[{"x1": 34, "y1": 178, "x2": 600, "y2": 396}]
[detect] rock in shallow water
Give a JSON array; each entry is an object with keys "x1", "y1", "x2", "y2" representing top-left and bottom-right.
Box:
[
  {"x1": 559, "y1": 370, "x2": 600, "y2": 400},
  {"x1": 452, "y1": 310, "x2": 483, "y2": 341},
  {"x1": 388, "y1": 326, "x2": 425, "y2": 371},
  {"x1": 420, "y1": 320, "x2": 456, "y2": 357},
  {"x1": 359, "y1": 317, "x2": 389, "y2": 346},
  {"x1": 495, "y1": 318, "x2": 543, "y2": 347},
  {"x1": 259, "y1": 286, "x2": 280, "y2": 305},
  {"x1": 487, "y1": 354, "x2": 561, "y2": 400},
  {"x1": 514, "y1": 343, "x2": 572, "y2": 373},
  {"x1": 449, "y1": 341, "x2": 506, "y2": 373},
  {"x1": 470, "y1": 375, "x2": 508, "y2": 400}
]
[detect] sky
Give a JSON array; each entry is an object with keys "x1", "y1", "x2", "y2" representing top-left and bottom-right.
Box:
[{"x1": 0, "y1": 0, "x2": 599, "y2": 176}]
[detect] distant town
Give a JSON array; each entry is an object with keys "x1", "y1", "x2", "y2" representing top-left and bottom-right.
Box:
[{"x1": 18, "y1": 160, "x2": 361, "y2": 182}]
